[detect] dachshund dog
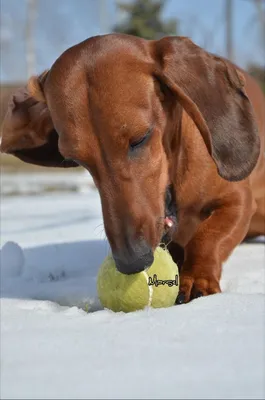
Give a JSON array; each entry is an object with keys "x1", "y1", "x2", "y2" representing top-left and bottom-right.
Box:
[{"x1": 1, "y1": 34, "x2": 265, "y2": 303}]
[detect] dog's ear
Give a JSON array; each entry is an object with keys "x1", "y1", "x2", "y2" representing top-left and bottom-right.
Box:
[
  {"x1": 0, "y1": 80, "x2": 78, "y2": 168},
  {"x1": 153, "y1": 36, "x2": 260, "y2": 181}
]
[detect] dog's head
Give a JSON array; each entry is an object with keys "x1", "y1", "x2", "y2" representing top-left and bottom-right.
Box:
[{"x1": 1, "y1": 34, "x2": 259, "y2": 274}]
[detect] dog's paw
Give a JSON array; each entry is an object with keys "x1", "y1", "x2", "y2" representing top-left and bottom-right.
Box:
[{"x1": 175, "y1": 273, "x2": 221, "y2": 304}]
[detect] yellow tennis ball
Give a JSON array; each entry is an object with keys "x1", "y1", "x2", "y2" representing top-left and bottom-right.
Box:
[{"x1": 97, "y1": 246, "x2": 179, "y2": 313}]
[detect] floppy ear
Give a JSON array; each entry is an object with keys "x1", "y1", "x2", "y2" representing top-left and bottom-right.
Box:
[
  {"x1": 0, "y1": 82, "x2": 78, "y2": 168},
  {"x1": 153, "y1": 37, "x2": 260, "y2": 181}
]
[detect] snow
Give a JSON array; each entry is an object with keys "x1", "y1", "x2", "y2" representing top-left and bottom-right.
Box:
[
  {"x1": 1, "y1": 169, "x2": 94, "y2": 197},
  {"x1": 1, "y1": 175, "x2": 265, "y2": 399},
  {"x1": 1, "y1": 241, "x2": 24, "y2": 278}
]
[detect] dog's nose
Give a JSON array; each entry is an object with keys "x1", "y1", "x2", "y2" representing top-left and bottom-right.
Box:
[{"x1": 113, "y1": 249, "x2": 154, "y2": 275}]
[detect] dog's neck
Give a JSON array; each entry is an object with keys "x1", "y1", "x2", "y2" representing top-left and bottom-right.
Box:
[{"x1": 165, "y1": 109, "x2": 218, "y2": 246}]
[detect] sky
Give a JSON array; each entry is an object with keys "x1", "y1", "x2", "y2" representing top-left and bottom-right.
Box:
[{"x1": 0, "y1": 0, "x2": 264, "y2": 82}]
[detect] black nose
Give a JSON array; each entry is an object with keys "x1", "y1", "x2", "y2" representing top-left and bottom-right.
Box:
[{"x1": 114, "y1": 250, "x2": 154, "y2": 275}]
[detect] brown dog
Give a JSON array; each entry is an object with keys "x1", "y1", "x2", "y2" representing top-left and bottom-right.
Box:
[{"x1": 1, "y1": 34, "x2": 265, "y2": 303}]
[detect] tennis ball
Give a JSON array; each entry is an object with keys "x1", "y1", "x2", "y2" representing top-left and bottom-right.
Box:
[{"x1": 97, "y1": 246, "x2": 179, "y2": 313}]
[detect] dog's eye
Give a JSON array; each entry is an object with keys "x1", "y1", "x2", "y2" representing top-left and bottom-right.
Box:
[
  {"x1": 130, "y1": 135, "x2": 147, "y2": 149},
  {"x1": 129, "y1": 127, "x2": 152, "y2": 152}
]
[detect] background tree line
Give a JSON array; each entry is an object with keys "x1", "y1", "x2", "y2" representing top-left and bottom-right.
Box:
[{"x1": 1, "y1": 0, "x2": 264, "y2": 131}]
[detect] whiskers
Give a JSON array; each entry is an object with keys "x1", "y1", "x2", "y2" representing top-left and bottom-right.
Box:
[
  {"x1": 59, "y1": 158, "x2": 78, "y2": 168},
  {"x1": 156, "y1": 216, "x2": 174, "y2": 249},
  {"x1": 59, "y1": 158, "x2": 72, "y2": 167},
  {"x1": 156, "y1": 216, "x2": 166, "y2": 228},
  {"x1": 94, "y1": 223, "x2": 107, "y2": 241},
  {"x1": 159, "y1": 236, "x2": 174, "y2": 250},
  {"x1": 93, "y1": 222, "x2": 111, "y2": 257}
]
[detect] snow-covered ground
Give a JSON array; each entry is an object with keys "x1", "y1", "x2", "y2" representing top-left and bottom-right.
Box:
[
  {"x1": 1, "y1": 169, "x2": 94, "y2": 197},
  {"x1": 1, "y1": 173, "x2": 265, "y2": 399}
]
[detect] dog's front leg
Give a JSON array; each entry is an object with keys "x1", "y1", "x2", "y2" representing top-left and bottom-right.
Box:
[{"x1": 175, "y1": 188, "x2": 255, "y2": 304}]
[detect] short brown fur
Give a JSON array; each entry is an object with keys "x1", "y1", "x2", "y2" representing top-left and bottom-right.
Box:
[{"x1": 1, "y1": 34, "x2": 264, "y2": 302}]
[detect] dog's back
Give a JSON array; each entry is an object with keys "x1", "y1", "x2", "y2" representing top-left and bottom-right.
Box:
[{"x1": 242, "y1": 70, "x2": 265, "y2": 236}]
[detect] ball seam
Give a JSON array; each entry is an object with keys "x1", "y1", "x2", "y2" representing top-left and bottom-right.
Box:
[{"x1": 142, "y1": 270, "x2": 153, "y2": 307}]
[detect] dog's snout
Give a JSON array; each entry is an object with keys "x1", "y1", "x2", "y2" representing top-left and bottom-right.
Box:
[{"x1": 113, "y1": 246, "x2": 154, "y2": 275}]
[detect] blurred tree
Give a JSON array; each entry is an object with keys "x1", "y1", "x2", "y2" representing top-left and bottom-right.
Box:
[
  {"x1": 244, "y1": 0, "x2": 265, "y2": 62},
  {"x1": 113, "y1": 0, "x2": 177, "y2": 40},
  {"x1": 25, "y1": 0, "x2": 38, "y2": 78},
  {"x1": 225, "y1": 0, "x2": 234, "y2": 61},
  {"x1": 252, "y1": 0, "x2": 265, "y2": 60},
  {"x1": 248, "y1": 63, "x2": 265, "y2": 94}
]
